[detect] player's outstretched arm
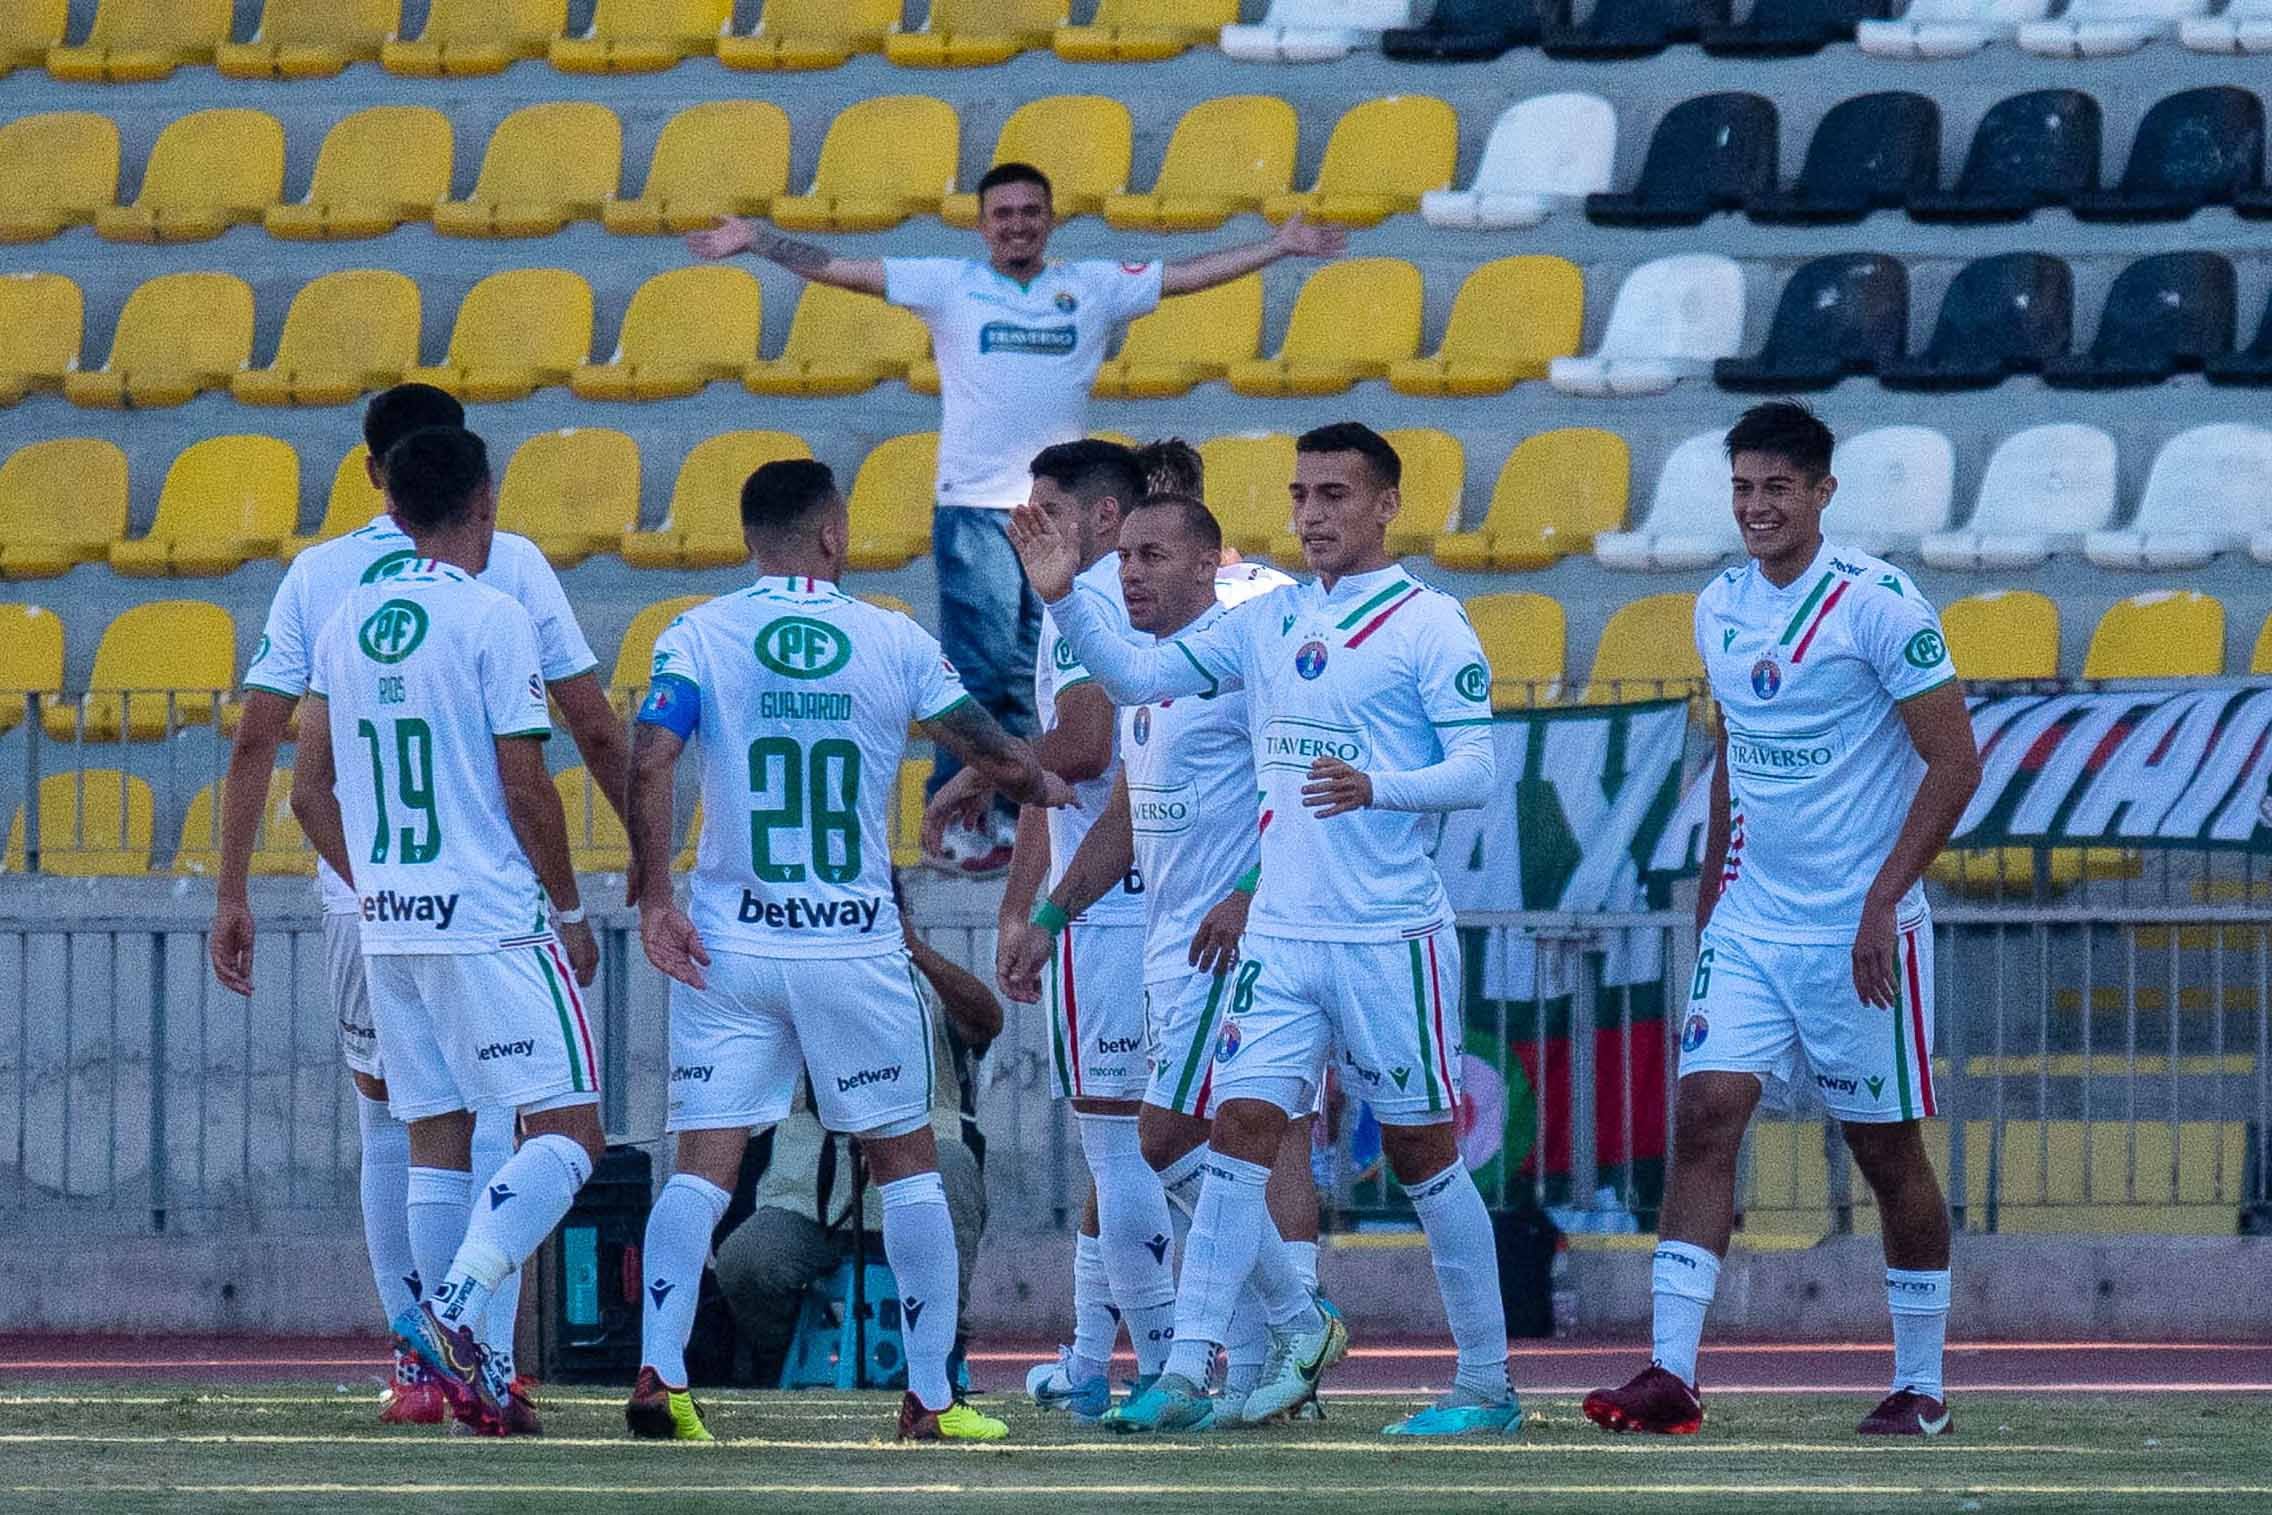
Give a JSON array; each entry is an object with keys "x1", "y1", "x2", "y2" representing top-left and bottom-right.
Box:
[
  {"x1": 1158, "y1": 213, "x2": 1349, "y2": 297},
  {"x1": 922, "y1": 699, "x2": 1074, "y2": 814},
  {"x1": 287, "y1": 695, "x2": 354, "y2": 887},
  {"x1": 906, "y1": 924, "x2": 1006, "y2": 1054},
  {"x1": 1001, "y1": 774, "x2": 1136, "y2": 1004},
  {"x1": 685, "y1": 219, "x2": 887, "y2": 296},
  {"x1": 497, "y1": 734, "x2": 599, "y2": 988},
  {"x1": 1853, "y1": 679, "x2": 1982, "y2": 1008},
  {"x1": 210, "y1": 689, "x2": 295, "y2": 996},
  {"x1": 1304, "y1": 722, "x2": 1497, "y2": 819},
  {"x1": 551, "y1": 672, "x2": 632, "y2": 819},
  {"x1": 923, "y1": 682, "x2": 1116, "y2": 854}
]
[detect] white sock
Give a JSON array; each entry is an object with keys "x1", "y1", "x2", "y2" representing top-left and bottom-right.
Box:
[
  {"x1": 356, "y1": 1096, "x2": 420, "y2": 1325},
  {"x1": 469, "y1": 1108, "x2": 521, "y2": 1372},
  {"x1": 1071, "y1": 1230, "x2": 1115, "y2": 1383},
  {"x1": 1652, "y1": 1240, "x2": 1721, "y2": 1388},
  {"x1": 638, "y1": 1173, "x2": 730, "y2": 1389},
  {"x1": 882, "y1": 1171, "x2": 962, "y2": 1412},
  {"x1": 434, "y1": 1133, "x2": 592, "y2": 1330},
  {"x1": 1157, "y1": 1144, "x2": 1208, "y2": 1216},
  {"x1": 1223, "y1": 1283, "x2": 1268, "y2": 1395},
  {"x1": 1164, "y1": 1152, "x2": 1317, "y2": 1384},
  {"x1": 1078, "y1": 1114, "x2": 1179, "y2": 1376},
  {"x1": 405, "y1": 1165, "x2": 472, "y2": 1310},
  {"x1": 1404, "y1": 1161, "x2": 1510, "y2": 1399},
  {"x1": 1284, "y1": 1238, "x2": 1320, "y2": 1296},
  {"x1": 1887, "y1": 1268, "x2": 1951, "y2": 1400}
]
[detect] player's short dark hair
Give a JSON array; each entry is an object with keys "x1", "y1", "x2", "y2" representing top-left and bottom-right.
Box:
[
  {"x1": 1724, "y1": 400, "x2": 1834, "y2": 477},
  {"x1": 363, "y1": 384, "x2": 465, "y2": 464},
  {"x1": 1030, "y1": 439, "x2": 1146, "y2": 513},
  {"x1": 741, "y1": 458, "x2": 839, "y2": 536},
  {"x1": 1127, "y1": 492, "x2": 1223, "y2": 558},
  {"x1": 976, "y1": 161, "x2": 1052, "y2": 208},
  {"x1": 382, "y1": 427, "x2": 489, "y2": 531},
  {"x1": 1135, "y1": 438, "x2": 1204, "y2": 499},
  {"x1": 1295, "y1": 421, "x2": 1401, "y2": 489}
]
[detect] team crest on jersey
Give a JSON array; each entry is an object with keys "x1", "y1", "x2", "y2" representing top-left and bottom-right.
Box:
[
  {"x1": 1132, "y1": 706, "x2": 1151, "y2": 745},
  {"x1": 360, "y1": 549, "x2": 419, "y2": 585},
  {"x1": 1455, "y1": 662, "x2": 1489, "y2": 703},
  {"x1": 1295, "y1": 641, "x2": 1329, "y2": 680},
  {"x1": 1680, "y1": 1013, "x2": 1709, "y2": 1053},
  {"x1": 1052, "y1": 637, "x2": 1077, "y2": 671},
  {"x1": 358, "y1": 599, "x2": 429, "y2": 665},
  {"x1": 1904, "y1": 628, "x2": 1948, "y2": 669},
  {"x1": 1214, "y1": 1019, "x2": 1242, "y2": 1063},
  {"x1": 1054, "y1": 290, "x2": 1078, "y2": 313},
  {"x1": 1751, "y1": 658, "x2": 1782, "y2": 700},
  {"x1": 754, "y1": 616, "x2": 851, "y2": 680}
]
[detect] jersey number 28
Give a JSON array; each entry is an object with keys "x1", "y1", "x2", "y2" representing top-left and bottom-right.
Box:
[{"x1": 747, "y1": 736, "x2": 860, "y2": 884}]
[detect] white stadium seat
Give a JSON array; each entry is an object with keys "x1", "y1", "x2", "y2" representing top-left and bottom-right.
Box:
[
  {"x1": 1920, "y1": 424, "x2": 2118, "y2": 571},
  {"x1": 1829, "y1": 426, "x2": 1957, "y2": 558},
  {"x1": 2087, "y1": 424, "x2": 2272, "y2": 569},
  {"x1": 1593, "y1": 431, "x2": 1741, "y2": 572},
  {"x1": 1421, "y1": 93, "x2": 1616, "y2": 231},
  {"x1": 2017, "y1": 0, "x2": 2207, "y2": 53},
  {"x1": 1219, "y1": 0, "x2": 1416, "y2": 60},
  {"x1": 2181, "y1": 0, "x2": 2272, "y2": 50},
  {"x1": 1857, "y1": 0, "x2": 2051, "y2": 56},
  {"x1": 1549, "y1": 254, "x2": 1743, "y2": 398}
]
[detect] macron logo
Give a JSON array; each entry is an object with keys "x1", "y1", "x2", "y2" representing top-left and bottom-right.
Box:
[
  {"x1": 477, "y1": 1040, "x2": 535, "y2": 1062},
  {"x1": 361, "y1": 890, "x2": 460, "y2": 931}
]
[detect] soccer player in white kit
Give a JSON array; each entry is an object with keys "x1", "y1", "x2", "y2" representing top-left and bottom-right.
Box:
[
  {"x1": 622, "y1": 459, "x2": 1069, "y2": 1445},
  {"x1": 1583, "y1": 403, "x2": 1982, "y2": 1439},
  {"x1": 290, "y1": 427, "x2": 607, "y2": 1437},
  {"x1": 1009, "y1": 423, "x2": 1520, "y2": 1437}
]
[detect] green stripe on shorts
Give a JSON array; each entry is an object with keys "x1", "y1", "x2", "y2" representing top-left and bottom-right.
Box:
[
  {"x1": 531, "y1": 947, "x2": 587, "y2": 1093},
  {"x1": 1409, "y1": 939, "x2": 1443, "y2": 1113},
  {"x1": 1890, "y1": 934, "x2": 1915, "y2": 1120},
  {"x1": 1171, "y1": 973, "x2": 1228, "y2": 1114}
]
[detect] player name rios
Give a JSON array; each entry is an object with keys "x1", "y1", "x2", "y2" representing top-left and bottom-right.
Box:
[{"x1": 732, "y1": 890, "x2": 885, "y2": 933}]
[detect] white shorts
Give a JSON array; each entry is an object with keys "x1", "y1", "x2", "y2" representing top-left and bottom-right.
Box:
[
  {"x1": 1677, "y1": 919, "x2": 1939, "y2": 1124},
  {"x1": 1213, "y1": 926, "x2": 1465, "y2": 1126},
  {"x1": 668, "y1": 947, "x2": 934, "y2": 1137},
  {"x1": 1144, "y1": 968, "x2": 1232, "y2": 1120},
  {"x1": 327, "y1": 913, "x2": 381, "y2": 1079},
  {"x1": 1045, "y1": 921, "x2": 1147, "y2": 1102},
  {"x1": 364, "y1": 941, "x2": 600, "y2": 1123}
]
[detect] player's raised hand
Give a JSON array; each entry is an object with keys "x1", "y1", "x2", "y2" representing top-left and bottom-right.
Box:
[
  {"x1": 922, "y1": 767, "x2": 994, "y2": 855},
  {"x1": 1007, "y1": 501, "x2": 1078, "y2": 603},
  {"x1": 1301, "y1": 755, "x2": 1374, "y2": 818},
  {"x1": 1271, "y1": 212, "x2": 1349, "y2": 260},
  {"x1": 1851, "y1": 894, "x2": 1899, "y2": 1009},
  {"x1": 560, "y1": 917, "x2": 600, "y2": 988},
  {"x1": 1189, "y1": 889, "x2": 1250, "y2": 976},
  {"x1": 996, "y1": 921, "x2": 1053, "y2": 1004},
  {"x1": 640, "y1": 901, "x2": 711, "y2": 992},
  {"x1": 210, "y1": 899, "x2": 256, "y2": 997},
  {"x1": 685, "y1": 217, "x2": 757, "y2": 261}
]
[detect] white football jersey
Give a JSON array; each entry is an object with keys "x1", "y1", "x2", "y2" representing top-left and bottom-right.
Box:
[
  {"x1": 1696, "y1": 540, "x2": 1955, "y2": 944},
  {"x1": 1037, "y1": 555, "x2": 1146, "y2": 927},
  {"x1": 647, "y1": 577, "x2": 967, "y2": 959},
  {"x1": 308, "y1": 564, "x2": 556, "y2": 955}
]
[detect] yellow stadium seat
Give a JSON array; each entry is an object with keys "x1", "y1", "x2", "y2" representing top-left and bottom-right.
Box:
[
  {"x1": 1269, "y1": 428, "x2": 1459, "y2": 563},
  {"x1": 2251, "y1": 614, "x2": 2272, "y2": 674},
  {"x1": 1200, "y1": 434, "x2": 1294, "y2": 558},
  {"x1": 64, "y1": 273, "x2": 253, "y2": 410},
  {"x1": 887, "y1": 0, "x2": 1067, "y2": 65},
  {"x1": 1055, "y1": 0, "x2": 1237, "y2": 60},
  {"x1": 623, "y1": 432, "x2": 810, "y2": 570},
  {"x1": 2084, "y1": 591, "x2": 2224, "y2": 679},
  {"x1": 745, "y1": 284, "x2": 930, "y2": 397},
  {"x1": 0, "y1": 274, "x2": 82, "y2": 407},
  {"x1": 403, "y1": 269, "x2": 593, "y2": 403},
  {"x1": 0, "y1": 605, "x2": 65, "y2": 734},
  {"x1": 47, "y1": 0, "x2": 229, "y2": 82},
  {"x1": 1466, "y1": 593, "x2": 1565, "y2": 710},
  {"x1": 1, "y1": 0, "x2": 68, "y2": 73},
  {"x1": 572, "y1": 266, "x2": 761, "y2": 402},
  {"x1": 1392, "y1": 257, "x2": 1585, "y2": 399},
  {"x1": 610, "y1": 595, "x2": 712, "y2": 710},
  {"x1": 1582, "y1": 593, "x2": 1702, "y2": 705},
  {"x1": 433, "y1": 103, "x2": 620, "y2": 239},
  {"x1": 497, "y1": 429, "x2": 641, "y2": 568},
  {"x1": 553, "y1": 0, "x2": 729, "y2": 71},
  {"x1": 96, "y1": 110, "x2": 284, "y2": 245},
  {"x1": 1943, "y1": 590, "x2": 2059, "y2": 681},
  {"x1": 719, "y1": 0, "x2": 897, "y2": 68},
  {"x1": 1092, "y1": 276, "x2": 1260, "y2": 399},
  {"x1": 173, "y1": 770, "x2": 311, "y2": 878},
  {"x1": 233, "y1": 271, "x2": 420, "y2": 408},
  {"x1": 894, "y1": 759, "x2": 933, "y2": 868},
  {"x1": 1993, "y1": 1120, "x2": 2248, "y2": 1234},
  {"x1": 556, "y1": 767, "x2": 630, "y2": 871},
  {"x1": 0, "y1": 113, "x2": 119, "y2": 244},
  {"x1": 1436, "y1": 429, "x2": 1628, "y2": 572},
  {"x1": 604, "y1": 101, "x2": 790, "y2": 235},
  {"x1": 941, "y1": 96, "x2": 1133, "y2": 227},
  {"x1": 111, "y1": 436, "x2": 299, "y2": 578},
  {"x1": 772, "y1": 97, "x2": 960, "y2": 232},
  {"x1": 1105, "y1": 97, "x2": 1298, "y2": 232},
  {"x1": 863, "y1": 593, "x2": 919, "y2": 622},
  {"x1": 217, "y1": 0, "x2": 399, "y2": 79},
  {"x1": 0, "y1": 440, "x2": 126, "y2": 579},
  {"x1": 1227, "y1": 259, "x2": 1422, "y2": 397},
  {"x1": 847, "y1": 434, "x2": 937, "y2": 570},
  {"x1": 4, "y1": 771, "x2": 154, "y2": 876},
  {"x1": 266, "y1": 107, "x2": 453, "y2": 242},
  {"x1": 283, "y1": 447, "x2": 386, "y2": 562},
  {"x1": 1265, "y1": 96, "x2": 1458, "y2": 228},
  {"x1": 45, "y1": 601, "x2": 235, "y2": 742},
  {"x1": 384, "y1": 0, "x2": 565, "y2": 74}
]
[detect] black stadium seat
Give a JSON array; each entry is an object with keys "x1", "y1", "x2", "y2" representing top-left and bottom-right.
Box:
[
  {"x1": 1909, "y1": 90, "x2": 2101, "y2": 223},
  {"x1": 1585, "y1": 93, "x2": 1777, "y2": 227},
  {"x1": 1541, "y1": 0, "x2": 1730, "y2": 59},
  {"x1": 2073, "y1": 87, "x2": 2263, "y2": 222},
  {"x1": 2204, "y1": 293, "x2": 2272, "y2": 385},
  {"x1": 1749, "y1": 92, "x2": 1939, "y2": 224},
  {"x1": 2044, "y1": 253, "x2": 2236, "y2": 388},
  {"x1": 1880, "y1": 253, "x2": 2074, "y2": 390},
  {"x1": 1702, "y1": 0, "x2": 1894, "y2": 54},
  {"x1": 1715, "y1": 254, "x2": 1909, "y2": 391},
  {"x1": 1383, "y1": 0, "x2": 1544, "y2": 57}
]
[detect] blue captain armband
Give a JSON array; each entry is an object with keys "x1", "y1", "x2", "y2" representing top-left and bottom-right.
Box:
[{"x1": 636, "y1": 674, "x2": 701, "y2": 738}]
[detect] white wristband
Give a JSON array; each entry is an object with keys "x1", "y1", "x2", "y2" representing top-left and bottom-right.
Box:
[{"x1": 553, "y1": 904, "x2": 586, "y2": 926}]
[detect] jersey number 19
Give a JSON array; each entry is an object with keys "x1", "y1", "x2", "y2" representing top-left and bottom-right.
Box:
[{"x1": 356, "y1": 716, "x2": 441, "y2": 866}]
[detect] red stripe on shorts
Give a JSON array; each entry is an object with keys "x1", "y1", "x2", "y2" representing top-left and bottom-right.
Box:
[
  {"x1": 1062, "y1": 925, "x2": 1083, "y2": 1098},
  {"x1": 1426, "y1": 932, "x2": 1456, "y2": 1116},
  {"x1": 1903, "y1": 927, "x2": 1935, "y2": 1117},
  {"x1": 546, "y1": 940, "x2": 599, "y2": 1088}
]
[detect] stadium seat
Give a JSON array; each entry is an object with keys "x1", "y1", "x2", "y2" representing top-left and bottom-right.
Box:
[
  {"x1": 1466, "y1": 594, "x2": 1566, "y2": 710},
  {"x1": 622, "y1": 431, "x2": 810, "y2": 569},
  {"x1": 1704, "y1": 0, "x2": 1891, "y2": 50},
  {"x1": 1919, "y1": 423, "x2": 2118, "y2": 570},
  {"x1": 941, "y1": 96, "x2": 1132, "y2": 227},
  {"x1": 1715, "y1": 254, "x2": 1908, "y2": 392},
  {"x1": 1092, "y1": 275, "x2": 1262, "y2": 397},
  {"x1": 1434, "y1": 429, "x2": 1628, "y2": 571},
  {"x1": 2042, "y1": 252, "x2": 2235, "y2": 389},
  {"x1": 95, "y1": 110, "x2": 284, "y2": 245},
  {"x1": 610, "y1": 595, "x2": 712, "y2": 707},
  {"x1": 1390, "y1": 257, "x2": 1582, "y2": 398},
  {"x1": 719, "y1": 0, "x2": 897, "y2": 68},
  {"x1": 174, "y1": 770, "x2": 310, "y2": 877},
  {"x1": 110, "y1": 436, "x2": 298, "y2": 578},
  {"x1": 1199, "y1": 434, "x2": 1294, "y2": 556},
  {"x1": 1263, "y1": 96, "x2": 1456, "y2": 226},
  {"x1": 2074, "y1": 89, "x2": 2262, "y2": 221},
  {"x1": 2086, "y1": 424, "x2": 2272, "y2": 569},
  {"x1": 846, "y1": 434, "x2": 938, "y2": 570},
  {"x1": 1593, "y1": 433, "x2": 1739, "y2": 571},
  {"x1": 771, "y1": 97, "x2": 959, "y2": 232},
  {"x1": 1225, "y1": 259, "x2": 1422, "y2": 397},
  {"x1": 2181, "y1": 0, "x2": 2272, "y2": 48},
  {"x1": 384, "y1": 0, "x2": 565, "y2": 74},
  {"x1": 403, "y1": 269, "x2": 593, "y2": 403},
  {"x1": 64, "y1": 273, "x2": 253, "y2": 410},
  {"x1": 0, "y1": 274, "x2": 82, "y2": 407},
  {"x1": 2017, "y1": 0, "x2": 2206, "y2": 52},
  {"x1": 888, "y1": 0, "x2": 1066, "y2": 65},
  {"x1": 1056, "y1": 0, "x2": 1237, "y2": 59},
  {"x1": 1587, "y1": 94, "x2": 1776, "y2": 227},
  {"x1": 2084, "y1": 592, "x2": 2225, "y2": 678},
  {"x1": 1222, "y1": 0, "x2": 1418, "y2": 60},
  {"x1": 745, "y1": 285, "x2": 929, "y2": 396},
  {"x1": 1421, "y1": 93, "x2": 1616, "y2": 230},
  {"x1": 434, "y1": 103, "x2": 621, "y2": 239},
  {"x1": 283, "y1": 446, "x2": 386, "y2": 561},
  {"x1": 1543, "y1": 0, "x2": 1727, "y2": 57},
  {"x1": 217, "y1": 0, "x2": 398, "y2": 79},
  {"x1": 3, "y1": 771, "x2": 154, "y2": 876},
  {"x1": 1, "y1": 0, "x2": 67, "y2": 73},
  {"x1": 232, "y1": 270, "x2": 420, "y2": 408},
  {"x1": 1549, "y1": 255, "x2": 1744, "y2": 397},
  {"x1": 0, "y1": 113, "x2": 118, "y2": 244},
  {"x1": 1748, "y1": 92, "x2": 1940, "y2": 224},
  {"x1": 572, "y1": 266, "x2": 761, "y2": 402},
  {"x1": 46, "y1": 600, "x2": 235, "y2": 742},
  {"x1": 1909, "y1": 91, "x2": 2100, "y2": 222},
  {"x1": 496, "y1": 429, "x2": 640, "y2": 568},
  {"x1": 1879, "y1": 254, "x2": 2073, "y2": 390},
  {"x1": 1271, "y1": 428, "x2": 1460, "y2": 562},
  {"x1": 1941, "y1": 590, "x2": 2059, "y2": 679},
  {"x1": 47, "y1": 0, "x2": 229, "y2": 81},
  {"x1": 555, "y1": 767, "x2": 630, "y2": 871},
  {"x1": 553, "y1": 0, "x2": 730, "y2": 72},
  {"x1": 1857, "y1": 0, "x2": 2049, "y2": 52},
  {"x1": 0, "y1": 440, "x2": 127, "y2": 579},
  {"x1": 1384, "y1": 0, "x2": 1544, "y2": 55},
  {"x1": 2205, "y1": 288, "x2": 2272, "y2": 385},
  {"x1": 1993, "y1": 1121, "x2": 2248, "y2": 1234},
  {"x1": 1104, "y1": 96, "x2": 1298, "y2": 232},
  {"x1": 604, "y1": 101, "x2": 789, "y2": 235},
  {"x1": 266, "y1": 107, "x2": 453, "y2": 242},
  {"x1": 1826, "y1": 426, "x2": 1957, "y2": 557},
  {"x1": 2253, "y1": 613, "x2": 2272, "y2": 671},
  {"x1": 0, "y1": 605, "x2": 64, "y2": 734},
  {"x1": 894, "y1": 760, "x2": 931, "y2": 868},
  {"x1": 1580, "y1": 594, "x2": 1704, "y2": 704}
]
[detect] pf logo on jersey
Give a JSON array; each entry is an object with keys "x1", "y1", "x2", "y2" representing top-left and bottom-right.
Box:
[
  {"x1": 1132, "y1": 706, "x2": 1151, "y2": 745},
  {"x1": 754, "y1": 616, "x2": 851, "y2": 680},
  {"x1": 358, "y1": 599, "x2": 430, "y2": 665},
  {"x1": 1455, "y1": 662, "x2": 1489, "y2": 703},
  {"x1": 1295, "y1": 641, "x2": 1329, "y2": 680},
  {"x1": 1751, "y1": 658, "x2": 1782, "y2": 700}
]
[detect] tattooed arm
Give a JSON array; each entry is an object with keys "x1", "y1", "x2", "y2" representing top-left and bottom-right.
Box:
[
  {"x1": 685, "y1": 219, "x2": 886, "y2": 296},
  {"x1": 920, "y1": 699, "x2": 1072, "y2": 814}
]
